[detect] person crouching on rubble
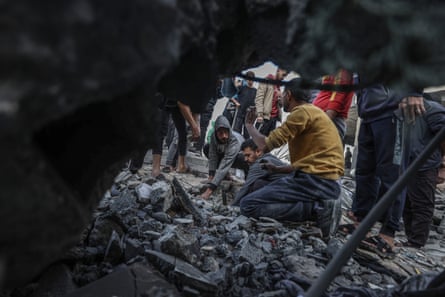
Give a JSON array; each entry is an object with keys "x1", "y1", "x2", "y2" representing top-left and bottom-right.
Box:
[
  {"x1": 241, "y1": 79, "x2": 344, "y2": 240},
  {"x1": 200, "y1": 115, "x2": 249, "y2": 200},
  {"x1": 232, "y1": 138, "x2": 288, "y2": 206}
]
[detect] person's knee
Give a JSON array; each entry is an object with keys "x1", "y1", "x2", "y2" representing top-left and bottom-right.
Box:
[{"x1": 240, "y1": 197, "x2": 257, "y2": 217}]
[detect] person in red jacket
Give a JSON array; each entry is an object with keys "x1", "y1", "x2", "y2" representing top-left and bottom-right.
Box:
[{"x1": 312, "y1": 68, "x2": 354, "y2": 141}]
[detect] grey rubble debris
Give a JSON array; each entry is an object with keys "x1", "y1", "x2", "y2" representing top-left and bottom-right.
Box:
[{"x1": 8, "y1": 158, "x2": 445, "y2": 297}]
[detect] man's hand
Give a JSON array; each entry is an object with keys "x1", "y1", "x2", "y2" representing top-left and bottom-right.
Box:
[
  {"x1": 231, "y1": 98, "x2": 241, "y2": 107},
  {"x1": 260, "y1": 161, "x2": 278, "y2": 172},
  {"x1": 245, "y1": 107, "x2": 257, "y2": 126},
  {"x1": 191, "y1": 124, "x2": 200, "y2": 141},
  {"x1": 399, "y1": 96, "x2": 425, "y2": 122}
]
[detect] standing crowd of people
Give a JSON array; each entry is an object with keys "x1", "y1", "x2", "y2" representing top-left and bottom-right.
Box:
[{"x1": 135, "y1": 65, "x2": 445, "y2": 254}]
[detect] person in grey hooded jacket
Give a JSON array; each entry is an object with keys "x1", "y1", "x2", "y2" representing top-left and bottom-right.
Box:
[{"x1": 200, "y1": 115, "x2": 248, "y2": 199}]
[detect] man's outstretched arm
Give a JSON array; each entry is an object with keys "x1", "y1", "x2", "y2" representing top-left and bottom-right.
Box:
[{"x1": 245, "y1": 107, "x2": 268, "y2": 153}]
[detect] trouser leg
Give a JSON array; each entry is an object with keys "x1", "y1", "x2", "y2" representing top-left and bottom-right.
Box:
[
  {"x1": 354, "y1": 122, "x2": 379, "y2": 219},
  {"x1": 372, "y1": 118, "x2": 403, "y2": 236},
  {"x1": 240, "y1": 172, "x2": 340, "y2": 222},
  {"x1": 166, "y1": 129, "x2": 178, "y2": 166},
  {"x1": 170, "y1": 108, "x2": 187, "y2": 156},
  {"x1": 404, "y1": 168, "x2": 437, "y2": 246}
]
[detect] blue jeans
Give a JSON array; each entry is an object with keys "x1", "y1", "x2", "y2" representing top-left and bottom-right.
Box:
[
  {"x1": 240, "y1": 171, "x2": 340, "y2": 222},
  {"x1": 353, "y1": 117, "x2": 404, "y2": 236}
]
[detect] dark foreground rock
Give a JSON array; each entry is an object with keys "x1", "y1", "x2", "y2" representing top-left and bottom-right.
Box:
[
  {"x1": 64, "y1": 263, "x2": 180, "y2": 297},
  {"x1": 4, "y1": 165, "x2": 444, "y2": 296},
  {"x1": 3, "y1": 0, "x2": 445, "y2": 288}
]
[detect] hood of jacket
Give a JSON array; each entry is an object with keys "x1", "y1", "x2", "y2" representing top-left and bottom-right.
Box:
[
  {"x1": 213, "y1": 115, "x2": 232, "y2": 142},
  {"x1": 215, "y1": 115, "x2": 231, "y2": 131}
]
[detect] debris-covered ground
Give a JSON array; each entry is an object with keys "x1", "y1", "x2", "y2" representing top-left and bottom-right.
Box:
[{"x1": 6, "y1": 154, "x2": 445, "y2": 297}]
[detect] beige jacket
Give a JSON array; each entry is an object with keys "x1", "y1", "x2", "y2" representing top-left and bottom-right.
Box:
[{"x1": 255, "y1": 81, "x2": 281, "y2": 120}]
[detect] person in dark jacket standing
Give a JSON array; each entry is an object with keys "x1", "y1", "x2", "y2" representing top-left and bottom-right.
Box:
[
  {"x1": 397, "y1": 97, "x2": 445, "y2": 248},
  {"x1": 200, "y1": 115, "x2": 248, "y2": 200},
  {"x1": 151, "y1": 96, "x2": 200, "y2": 177},
  {"x1": 348, "y1": 83, "x2": 425, "y2": 256},
  {"x1": 233, "y1": 71, "x2": 257, "y2": 138}
]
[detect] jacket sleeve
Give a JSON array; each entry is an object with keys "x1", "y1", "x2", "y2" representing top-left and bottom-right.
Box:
[
  {"x1": 425, "y1": 101, "x2": 445, "y2": 134},
  {"x1": 210, "y1": 137, "x2": 241, "y2": 188},
  {"x1": 265, "y1": 115, "x2": 300, "y2": 152}
]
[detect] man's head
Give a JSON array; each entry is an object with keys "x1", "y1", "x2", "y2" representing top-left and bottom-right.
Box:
[
  {"x1": 214, "y1": 115, "x2": 231, "y2": 144},
  {"x1": 282, "y1": 79, "x2": 311, "y2": 112},
  {"x1": 276, "y1": 68, "x2": 288, "y2": 81},
  {"x1": 241, "y1": 139, "x2": 263, "y2": 165},
  {"x1": 246, "y1": 71, "x2": 255, "y2": 87},
  {"x1": 216, "y1": 127, "x2": 230, "y2": 143}
]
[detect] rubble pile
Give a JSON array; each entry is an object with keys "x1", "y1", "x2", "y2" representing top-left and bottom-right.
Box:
[{"x1": 7, "y1": 164, "x2": 445, "y2": 297}]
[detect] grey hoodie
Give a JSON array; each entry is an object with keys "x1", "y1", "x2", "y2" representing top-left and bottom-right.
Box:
[{"x1": 208, "y1": 115, "x2": 244, "y2": 188}]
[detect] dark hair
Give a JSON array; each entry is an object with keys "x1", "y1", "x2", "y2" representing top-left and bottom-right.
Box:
[
  {"x1": 285, "y1": 79, "x2": 311, "y2": 102},
  {"x1": 245, "y1": 71, "x2": 255, "y2": 78},
  {"x1": 241, "y1": 138, "x2": 258, "y2": 151}
]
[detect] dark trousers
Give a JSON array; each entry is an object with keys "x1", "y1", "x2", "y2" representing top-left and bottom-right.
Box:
[
  {"x1": 223, "y1": 107, "x2": 235, "y2": 126},
  {"x1": 233, "y1": 114, "x2": 251, "y2": 139},
  {"x1": 169, "y1": 107, "x2": 187, "y2": 156},
  {"x1": 240, "y1": 171, "x2": 340, "y2": 222},
  {"x1": 403, "y1": 168, "x2": 437, "y2": 246},
  {"x1": 165, "y1": 116, "x2": 176, "y2": 149},
  {"x1": 196, "y1": 110, "x2": 213, "y2": 152},
  {"x1": 129, "y1": 108, "x2": 169, "y2": 172},
  {"x1": 353, "y1": 117, "x2": 404, "y2": 236},
  {"x1": 152, "y1": 109, "x2": 170, "y2": 154}
]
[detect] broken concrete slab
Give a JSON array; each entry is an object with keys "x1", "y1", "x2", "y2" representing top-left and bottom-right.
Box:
[
  {"x1": 145, "y1": 250, "x2": 218, "y2": 294},
  {"x1": 158, "y1": 225, "x2": 201, "y2": 265},
  {"x1": 65, "y1": 263, "x2": 180, "y2": 297}
]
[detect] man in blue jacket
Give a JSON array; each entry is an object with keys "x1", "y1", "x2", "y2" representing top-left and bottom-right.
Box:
[{"x1": 232, "y1": 139, "x2": 288, "y2": 206}]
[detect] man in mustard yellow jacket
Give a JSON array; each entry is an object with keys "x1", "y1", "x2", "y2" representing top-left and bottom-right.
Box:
[{"x1": 243, "y1": 79, "x2": 344, "y2": 240}]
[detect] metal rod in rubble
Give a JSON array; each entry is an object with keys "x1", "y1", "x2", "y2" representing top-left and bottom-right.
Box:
[
  {"x1": 232, "y1": 106, "x2": 239, "y2": 130},
  {"x1": 304, "y1": 126, "x2": 445, "y2": 297}
]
